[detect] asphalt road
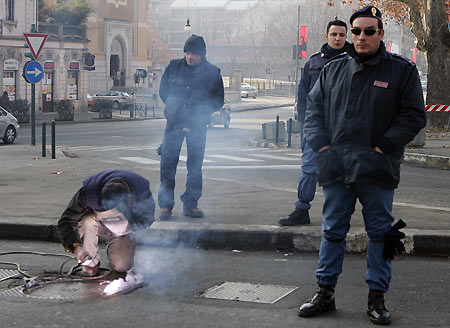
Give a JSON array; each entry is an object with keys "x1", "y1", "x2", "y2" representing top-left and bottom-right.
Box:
[{"x1": 0, "y1": 240, "x2": 449, "y2": 328}]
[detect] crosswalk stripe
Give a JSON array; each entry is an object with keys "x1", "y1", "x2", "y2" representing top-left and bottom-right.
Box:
[
  {"x1": 120, "y1": 157, "x2": 160, "y2": 164},
  {"x1": 207, "y1": 154, "x2": 264, "y2": 162},
  {"x1": 179, "y1": 156, "x2": 214, "y2": 163},
  {"x1": 248, "y1": 154, "x2": 299, "y2": 161}
]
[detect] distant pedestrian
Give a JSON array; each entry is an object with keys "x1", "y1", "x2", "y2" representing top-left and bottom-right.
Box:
[
  {"x1": 57, "y1": 170, "x2": 155, "y2": 276},
  {"x1": 298, "y1": 6, "x2": 426, "y2": 325},
  {"x1": 0, "y1": 91, "x2": 10, "y2": 110},
  {"x1": 158, "y1": 34, "x2": 224, "y2": 219},
  {"x1": 279, "y1": 19, "x2": 349, "y2": 226}
]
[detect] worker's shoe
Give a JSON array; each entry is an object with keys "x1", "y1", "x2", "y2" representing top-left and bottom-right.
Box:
[
  {"x1": 183, "y1": 208, "x2": 204, "y2": 218},
  {"x1": 367, "y1": 290, "x2": 391, "y2": 325},
  {"x1": 298, "y1": 285, "x2": 336, "y2": 317},
  {"x1": 159, "y1": 208, "x2": 172, "y2": 220},
  {"x1": 81, "y1": 263, "x2": 100, "y2": 277},
  {"x1": 279, "y1": 208, "x2": 310, "y2": 226}
]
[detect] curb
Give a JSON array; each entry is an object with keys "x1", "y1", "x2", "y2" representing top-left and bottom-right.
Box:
[
  {"x1": 1, "y1": 221, "x2": 449, "y2": 257},
  {"x1": 249, "y1": 139, "x2": 450, "y2": 171},
  {"x1": 232, "y1": 103, "x2": 294, "y2": 113}
]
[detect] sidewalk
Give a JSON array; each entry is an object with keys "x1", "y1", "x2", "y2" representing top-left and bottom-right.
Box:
[{"x1": 2, "y1": 98, "x2": 450, "y2": 256}]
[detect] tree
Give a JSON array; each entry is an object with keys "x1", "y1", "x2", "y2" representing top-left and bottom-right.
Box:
[
  {"x1": 148, "y1": 23, "x2": 173, "y2": 65},
  {"x1": 328, "y1": 0, "x2": 450, "y2": 128},
  {"x1": 39, "y1": 0, "x2": 91, "y2": 26}
]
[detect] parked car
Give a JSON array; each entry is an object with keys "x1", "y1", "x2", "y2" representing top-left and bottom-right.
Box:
[
  {"x1": 208, "y1": 100, "x2": 231, "y2": 128},
  {"x1": 241, "y1": 84, "x2": 258, "y2": 99},
  {"x1": 0, "y1": 106, "x2": 20, "y2": 144},
  {"x1": 92, "y1": 90, "x2": 133, "y2": 110}
]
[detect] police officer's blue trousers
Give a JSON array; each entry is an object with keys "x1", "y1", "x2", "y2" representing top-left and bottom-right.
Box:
[
  {"x1": 158, "y1": 125, "x2": 207, "y2": 211},
  {"x1": 316, "y1": 183, "x2": 394, "y2": 292},
  {"x1": 295, "y1": 121, "x2": 318, "y2": 210}
]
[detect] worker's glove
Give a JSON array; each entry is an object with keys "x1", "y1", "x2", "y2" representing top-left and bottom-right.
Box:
[{"x1": 383, "y1": 219, "x2": 407, "y2": 260}]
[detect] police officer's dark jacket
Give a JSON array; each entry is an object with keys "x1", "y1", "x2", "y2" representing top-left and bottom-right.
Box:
[
  {"x1": 297, "y1": 42, "x2": 350, "y2": 123},
  {"x1": 57, "y1": 170, "x2": 155, "y2": 251},
  {"x1": 304, "y1": 42, "x2": 426, "y2": 189},
  {"x1": 159, "y1": 58, "x2": 224, "y2": 129}
]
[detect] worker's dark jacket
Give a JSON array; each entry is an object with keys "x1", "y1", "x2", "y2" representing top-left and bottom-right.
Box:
[
  {"x1": 57, "y1": 170, "x2": 155, "y2": 250},
  {"x1": 304, "y1": 42, "x2": 426, "y2": 189},
  {"x1": 297, "y1": 42, "x2": 350, "y2": 123},
  {"x1": 159, "y1": 58, "x2": 224, "y2": 129}
]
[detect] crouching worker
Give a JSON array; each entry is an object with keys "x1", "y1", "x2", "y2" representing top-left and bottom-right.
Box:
[{"x1": 57, "y1": 170, "x2": 155, "y2": 276}]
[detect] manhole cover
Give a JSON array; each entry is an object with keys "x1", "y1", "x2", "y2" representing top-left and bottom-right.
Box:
[
  {"x1": 23, "y1": 281, "x2": 105, "y2": 300},
  {"x1": 198, "y1": 282, "x2": 298, "y2": 304}
]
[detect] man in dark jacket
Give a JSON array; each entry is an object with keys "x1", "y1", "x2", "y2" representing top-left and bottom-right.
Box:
[
  {"x1": 158, "y1": 34, "x2": 224, "y2": 220},
  {"x1": 57, "y1": 170, "x2": 155, "y2": 276},
  {"x1": 279, "y1": 19, "x2": 350, "y2": 226},
  {"x1": 0, "y1": 91, "x2": 10, "y2": 110},
  {"x1": 298, "y1": 6, "x2": 426, "y2": 325}
]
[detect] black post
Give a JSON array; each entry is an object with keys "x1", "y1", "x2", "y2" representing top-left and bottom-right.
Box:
[
  {"x1": 287, "y1": 118, "x2": 292, "y2": 148},
  {"x1": 41, "y1": 122, "x2": 46, "y2": 157},
  {"x1": 51, "y1": 120, "x2": 56, "y2": 159},
  {"x1": 31, "y1": 83, "x2": 35, "y2": 145},
  {"x1": 275, "y1": 115, "x2": 280, "y2": 144}
]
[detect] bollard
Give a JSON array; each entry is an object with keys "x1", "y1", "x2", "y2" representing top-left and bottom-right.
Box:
[
  {"x1": 51, "y1": 120, "x2": 56, "y2": 159},
  {"x1": 41, "y1": 122, "x2": 46, "y2": 157},
  {"x1": 275, "y1": 115, "x2": 280, "y2": 144},
  {"x1": 130, "y1": 102, "x2": 134, "y2": 118},
  {"x1": 287, "y1": 118, "x2": 292, "y2": 148}
]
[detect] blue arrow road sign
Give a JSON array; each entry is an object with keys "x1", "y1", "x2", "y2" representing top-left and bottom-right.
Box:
[{"x1": 23, "y1": 61, "x2": 43, "y2": 84}]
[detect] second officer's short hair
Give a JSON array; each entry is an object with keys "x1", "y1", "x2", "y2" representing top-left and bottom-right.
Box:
[{"x1": 326, "y1": 19, "x2": 347, "y2": 34}]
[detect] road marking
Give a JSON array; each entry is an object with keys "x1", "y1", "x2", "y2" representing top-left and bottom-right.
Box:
[
  {"x1": 248, "y1": 154, "x2": 300, "y2": 161},
  {"x1": 120, "y1": 157, "x2": 160, "y2": 164},
  {"x1": 207, "y1": 155, "x2": 264, "y2": 162},
  {"x1": 202, "y1": 165, "x2": 298, "y2": 169},
  {"x1": 179, "y1": 155, "x2": 214, "y2": 163}
]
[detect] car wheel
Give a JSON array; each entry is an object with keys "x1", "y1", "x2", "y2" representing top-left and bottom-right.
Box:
[
  {"x1": 112, "y1": 101, "x2": 120, "y2": 110},
  {"x1": 3, "y1": 125, "x2": 16, "y2": 144},
  {"x1": 252, "y1": 94, "x2": 257, "y2": 99},
  {"x1": 224, "y1": 116, "x2": 230, "y2": 129}
]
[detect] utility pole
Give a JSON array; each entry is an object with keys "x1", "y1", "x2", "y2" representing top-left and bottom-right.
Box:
[{"x1": 294, "y1": 5, "x2": 300, "y2": 104}]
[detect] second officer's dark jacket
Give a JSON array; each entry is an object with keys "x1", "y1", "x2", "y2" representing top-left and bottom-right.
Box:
[
  {"x1": 297, "y1": 42, "x2": 350, "y2": 123},
  {"x1": 304, "y1": 42, "x2": 426, "y2": 189},
  {"x1": 159, "y1": 58, "x2": 224, "y2": 129}
]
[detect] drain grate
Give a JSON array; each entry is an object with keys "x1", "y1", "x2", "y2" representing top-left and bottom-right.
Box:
[{"x1": 198, "y1": 282, "x2": 298, "y2": 304}]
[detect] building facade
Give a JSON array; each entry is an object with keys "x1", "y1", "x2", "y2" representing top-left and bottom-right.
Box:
[
  {"x1": 86, "y1": 0, "x2": 151, "y2": 94},
  {"x1": 0, "y1": 0, "x2": 89, "y2": 112}
]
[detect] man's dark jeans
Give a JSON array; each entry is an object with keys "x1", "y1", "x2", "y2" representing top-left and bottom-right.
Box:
[{"x1": 158, "y1": 125, "x2": 207, "y2": 211}]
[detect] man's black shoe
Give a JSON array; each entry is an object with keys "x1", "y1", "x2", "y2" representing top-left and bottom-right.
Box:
[
  {"x1": 183, "y1": 208, "x2": 204, "y2": 218},
  {"x1": 279, "y1": 208, "x2": 310, "y2": 226},
  {"x1": 367, "y1": 290, "x2": 391, "y2": 325},
  {"x1": 298, "y1": 285, "x2": 336, "y2": 317}
]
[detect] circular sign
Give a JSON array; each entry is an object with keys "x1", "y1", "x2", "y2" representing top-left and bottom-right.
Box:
[{"x1": 23, "y1": 61, "x2": 43, "y2": 84}]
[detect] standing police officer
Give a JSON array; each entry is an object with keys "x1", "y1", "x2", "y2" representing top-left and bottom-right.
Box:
[
  {"x1": 298, "y1": 6, "x2": 426, "y2": 325},
  {"x1": 279, "y1": 19, "x2": 350, "y2": 226},
  {"x1": 158, "y1": 34, "x2": 224, "y2": 220}
]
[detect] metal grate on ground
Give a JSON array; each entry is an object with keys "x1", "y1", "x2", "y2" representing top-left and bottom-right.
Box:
[{"x1": 198, "y1": 281, "x2": 298, "y2": 304}]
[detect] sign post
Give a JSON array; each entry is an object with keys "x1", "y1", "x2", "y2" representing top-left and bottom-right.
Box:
[{"x1": 23, "y1": 30, "x2": 47, "y2": 146}]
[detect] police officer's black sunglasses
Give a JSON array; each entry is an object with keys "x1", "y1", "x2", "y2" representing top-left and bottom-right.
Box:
[{"x1": 351, "y1": 27, "x2": 381, "y2": 36}]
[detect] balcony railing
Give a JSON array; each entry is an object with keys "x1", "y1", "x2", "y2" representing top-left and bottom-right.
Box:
[{"x1": 38, "y1": 23, "x2": 87, "y2": 41}]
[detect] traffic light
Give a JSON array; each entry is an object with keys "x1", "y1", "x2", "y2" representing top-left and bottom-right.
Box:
[
  {"x1": 84, "y1": 52, "x2": 95, "y2": 71},
  {"x1": 24, "y1": 43, "x2": 33, "y2": 59}
]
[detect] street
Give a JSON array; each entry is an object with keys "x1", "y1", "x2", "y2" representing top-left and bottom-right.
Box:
[
  {"x1": 13, "y1": 106, "x2": 450, "y2": 229},
  {"x1": 0, "y1": 240, "x2": 449, "y2": 328}
]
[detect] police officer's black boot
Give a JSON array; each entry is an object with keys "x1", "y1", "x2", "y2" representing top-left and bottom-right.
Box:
[
  {"x1": 298, "y1": 284, "x2": 336, "y2": 317},
  {"x1": 367, "y1": 290, "x2": 391, "y2": 325},
  {"x1": 278, "y1": 208, "x2": 310, "y2": 226}
]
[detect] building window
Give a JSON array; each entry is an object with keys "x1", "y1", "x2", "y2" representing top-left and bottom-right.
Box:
[{"x1": 6, "y1": 0, "x2": 15, "y2": 21}]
